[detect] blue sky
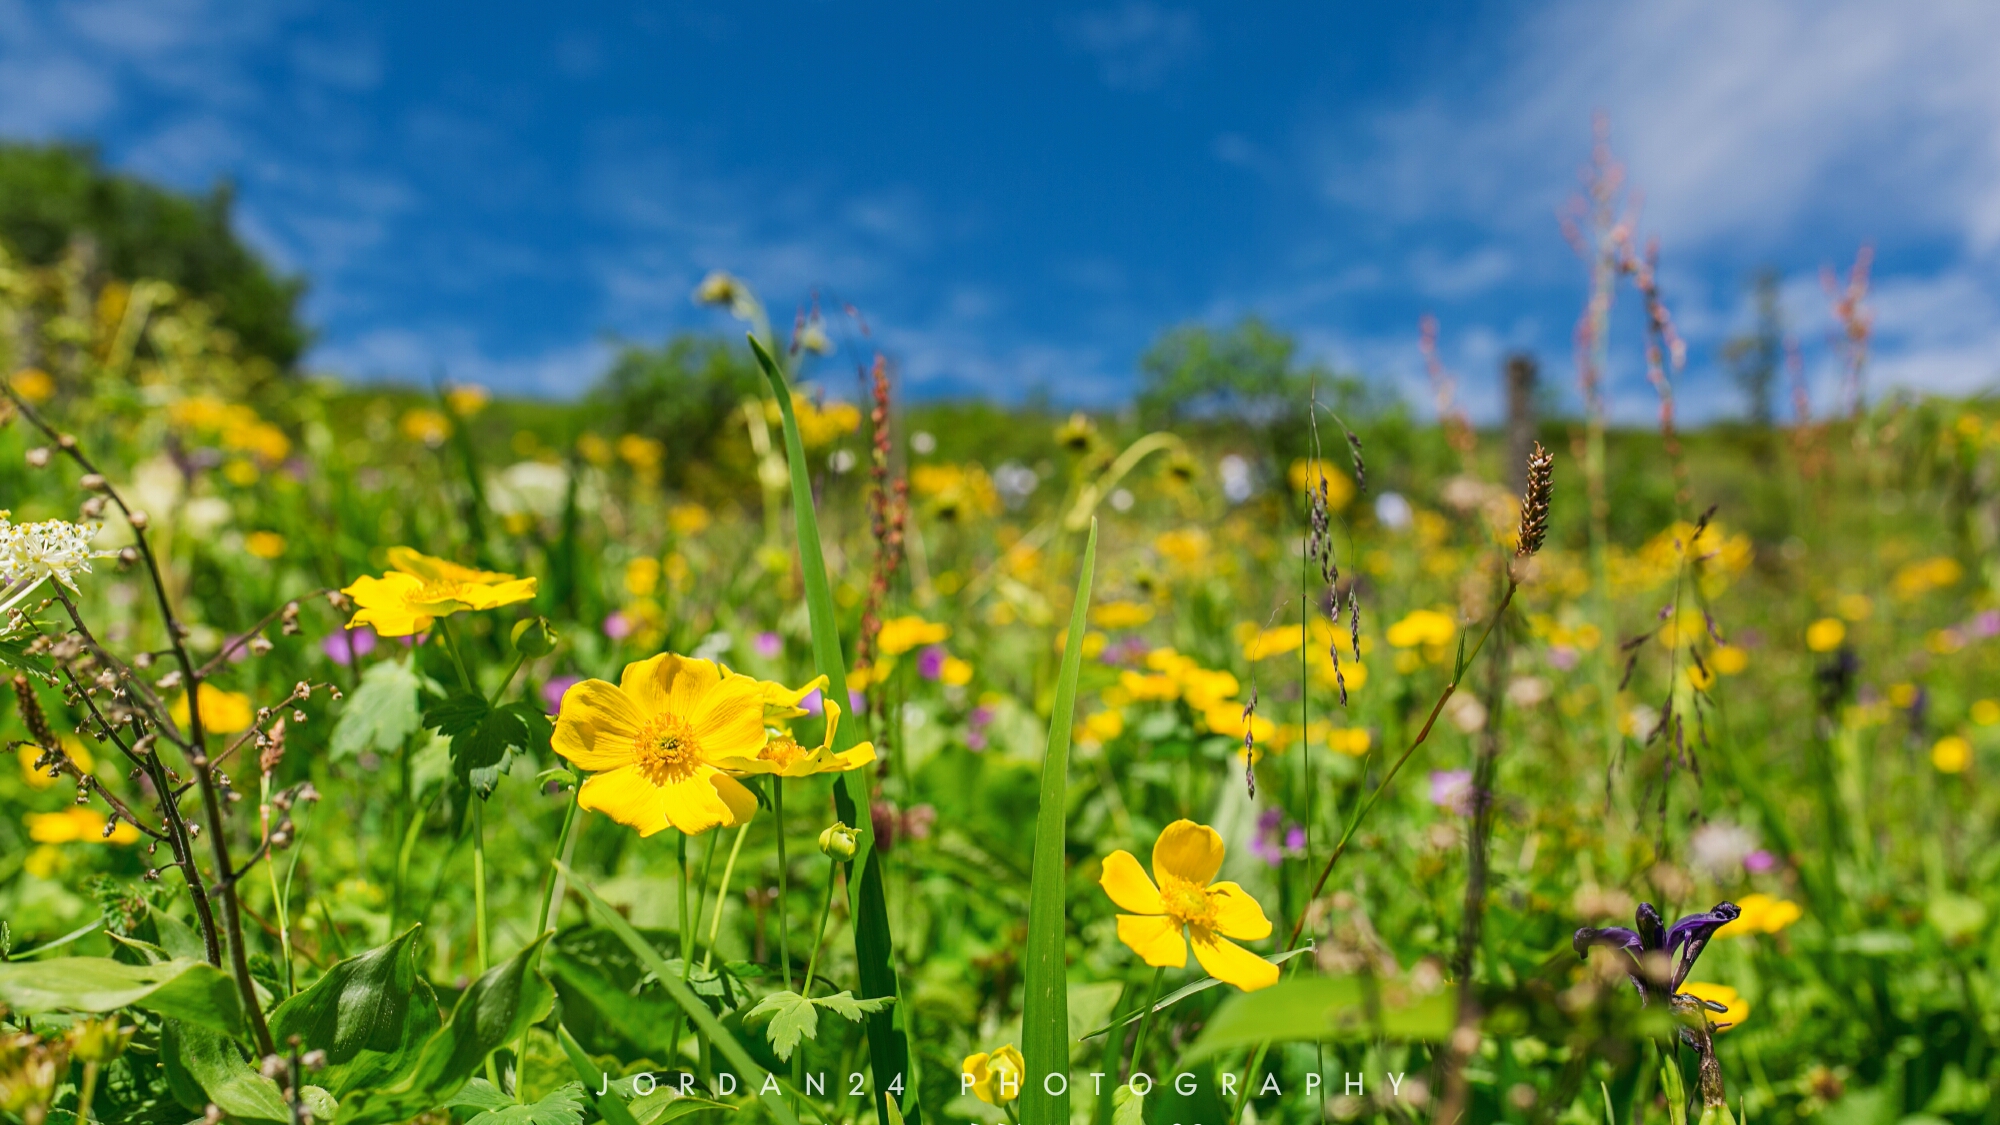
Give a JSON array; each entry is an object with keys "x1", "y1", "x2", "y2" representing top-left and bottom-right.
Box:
[{"x1": 4, "y1": 0, "x2": 1999, "y2": 420}]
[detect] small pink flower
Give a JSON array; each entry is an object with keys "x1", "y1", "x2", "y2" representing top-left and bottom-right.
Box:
[
  {"x1": 603, "y1": 612, "x2": 633, "y2": 640},
  {"x1": 323, "y1": 626, "x2": 378, "y2": 665},
  {"x1": 755, "y1": 631, "x2": 784, "y2": 659}
]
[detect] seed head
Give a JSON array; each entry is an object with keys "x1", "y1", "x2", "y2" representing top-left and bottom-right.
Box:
[{"x1": 1514, "y1": 443, "x2": 1554, "y2": 558}]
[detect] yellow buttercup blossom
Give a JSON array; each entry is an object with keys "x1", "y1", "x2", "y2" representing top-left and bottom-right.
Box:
[
  {"x1": 1099, "y1": 819, "x2": 1278, "y2": 991},
  {"x1": 1288, "y1": 458, "x2": 1356, "y2": 510},
  {"x1": 1805, "y1": 618, "x2": 1846, "y2": 653},
  {"x1": 400, "y1": 408, "x2": 452, "y2": 446},
  {"x1": 877, "y1": 615, "x2": 949, "y2": 656},
  {"x1": 1720, "y1": 893, "x2": 1801, "y2": 937},
  {"x1": 1080, "y1": 709, "x2": 1124, "y2": 746},
  {"x1": 961, "y1": 1044, "x2": 1025, "y2": 1105},
  {"x1": 1091, "y1": 600, "x2": 1155, "y2": 629},
  {"x1": 172, "y1": 686, "x2": 255, "y2": 735},
  {"x1": 11, "y1": 367, "x2": 54, "y2": 403},
  {"x1": 1679, "y1": 981, "x2": 1749, "y2": 1032},
  {"x1": 715, "y1": 698, "x2": 876, "y2": 778},
  {"x1": 26, "y1": 807, "x2": 139, "y2": 845},
  {"x1": 939, "y1": 656, "x2": 973, "y2": 686},
  {"x1": 1118, "y1": 670, "x2": 1179, "y2": 703},
  {"x1": 1179, "y1": 667, "x2": 1240, "y2": 711},
  {"x1": 1932, "y1": 735, "x2": 1973, "y2": 774},
  {"x1": 244, "y1": 531, "x2": 287, "y2": 559},
  {"x1": 1326, "y1": 727, "x2": 1372, "y2": 756},
  {"x1": 1386, "y1": 609, "x2": 1457, "y2": 649},
  {"x1": 1971, "y1": 699, "x2": 2000, "y2": 726},
  {"x1": 553, "y1": 654, "x2": 768, "y2": 836},
  {"x1": 1204, "y1": 703, "x2": 1275, "y2": 745},
  {"x1": 342, "y1": 547, "x2": 537, "y2": 637},
  {"x1": 18, "y1": 736, "x2": 93, "y2": 790},
  {"x1": 1711, "y1": 645, "x2": 1749, "y2": 675}
]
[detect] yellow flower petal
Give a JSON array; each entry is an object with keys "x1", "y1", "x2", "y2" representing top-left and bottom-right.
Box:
[
  {"x1": 458, "y1": 576, "x2": 538, "y2": 610},
  {"x1": 1189, "y1": 929, "x2": 1278, "y2": 991},
  {"x1": 577, "y1": 764, "x2": 676, "y2": 837},
  {"x1": 709, "y1": 773, "x2": 759, "y2": 826},
  {"x1": 1099, "y1": 850, "x2": 1163, "y2": 915},
  {"x1": 659, "y1": 766, "x2": 748, "y2": 835},
  {"x1": 1206, "y1": 881, "x2": 1272, "y2": 942},
  {"x1": 385, "y1": 547, "x2": 515, "y2": 585},
  {"x1": 1117, "y1": 913, "x2": 1187, "y2": 968},
  {"x1": 621, "y1": 653, "x2": 720, "y2": 723},
  {"x1": 552, "y1": 679, "x2": 646, "y2": 771},
  {"x1": 691, "y1": 675, "x2": 771, "y2": 761},
  {"x1": 1152, "y1": 819, "x2": 1225, "y2": 886}
]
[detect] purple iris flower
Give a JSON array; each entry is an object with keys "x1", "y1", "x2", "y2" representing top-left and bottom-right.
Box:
[
  {"x1": 323, "y1": 626, "x2": 378, "y2": 665},
  {"x1": 1574, "y1": 901, "x2": 1741, "y2": 1004}
]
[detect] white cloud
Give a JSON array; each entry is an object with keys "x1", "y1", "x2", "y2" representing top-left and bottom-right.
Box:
[{"x1": 1058, "y1": 3, "x2": 1201, "y2": 92}]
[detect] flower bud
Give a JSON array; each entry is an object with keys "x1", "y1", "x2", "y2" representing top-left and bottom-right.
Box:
[
  {"x1": 818, "y1": 821, "x2": 858, "y2": 861},
  {"x1": 511, "y1": 616, "x2": 559, "y2": 657},
  {"x1": 68, "y1": 1016, "x2": 134, "y2": 1064}
]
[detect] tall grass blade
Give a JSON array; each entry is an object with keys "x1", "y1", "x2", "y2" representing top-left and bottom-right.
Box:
[
  {"x1": 1021, "y1": 521, "x2": 1097, "y2": 1125},
  {"x1": 749, "y1": 334, "x2": 914, "y2": 1125},
  {"x1": 559, "y1": 862, "x2": 802, "y2": 1125}
]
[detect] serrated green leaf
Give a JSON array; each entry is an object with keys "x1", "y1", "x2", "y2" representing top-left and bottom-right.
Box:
[
  {"x1": 268, "y1": 924, "x2": 442, "y2": 1098},
  {"x1": 424, "y1": 688, "x2": 492, "y2": 737},
  {"x1": 746, "y1": 990, "x2": 818, "y2": 1061},
  {"x1": 333, "y1": 934, "x2": 553, "y2": 1125},
  {"x1": 1111, "y1": 1086, "x2": 1144, "y2": 1125},
  {"x1": 0, "y1": 955, "x2": 244, "y2": 1038},
  {"x1": 332, "y1": 659, "x2": 425, "y2": 760},
  {"x1": 814, "y1": 990, "x2": 894, "y2": 1022},
  {"x1": 463, "y1": 1081, "x2": 587, "y2": 1125},
  {"x1": 1177, "y1": 975, "x2": 1455, "y2": 1064},
  {"x1": 1022, "y1": 522, "x2": 1095, "y2": 1125},
  {"x1": 162, "y1": 1019, "x2": 291, "y2": 1124}
]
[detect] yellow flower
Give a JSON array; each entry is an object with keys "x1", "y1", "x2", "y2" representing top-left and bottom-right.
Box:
[
  {"x1": 1932, "y1": 735, "x2": 1973, "y2": 774},
  {"x1": 445, "y1": 383, "x2": 490, "y2": 416},
  {"x1": 668, "y1": 504, "x2": 713, "y2": 537},
  {"x1": 11, "y1": 367, "x2": 55, "y2": 403},
  {"x1": 877, "y1": 615, "x2": 949, "y2": 656},
  {"x1": 940, "y1": 656, "x2": 974, "y2": 686},
  {"x1": 1178, "y1": 668, "x2": 1239, "y2": 711},
  {"x1": 1099, "y1": 820, "x2": 1278, "y2": 991},
  {"x1": 17, "y1": 736, "x2": 93, "y2": 790},
  {"x1": 1720, "y1": 893, "x2": 1801, "y2": 937},
  {"x1": 1326, "y1": 727, "x2": 1372, "y2": 756},
  {"x1": 1971, "y1": 699, "x2": 2000, "y2": 727},
  {"x1": 244, "y1": 531, "x2": 287, "y2": 560},
  {"x1": 1888, "y1": 683, "x2": 1919, "y2": 709},
  {"x1": 1711, "y1": 645, "x2": 1749, "y2": 675},
  {"x1": 400, "y1": 408, "x2": 452, "y2": 446},
  {"x1": 1287, "y1": 459, "x2": 1356, "y2": 510},
  {"x1": 1241, "y1": 623, "x2": 1304, "y2": 661},
  {"x1": 1891, "y1": 556, "x2": 1963, "y2": 598},
  {"x1": 1804, "y1": 617, "x2": 1846, "y2": 653},
  {"x1": 1118, "y1": 670, "x2": 1179, "y2": 703},
  {"x1": 26, "y1": 807, "x2": 139, "y2": 845},
  {"x1": 1080, "y1": 709, "x2": 1124, "y2": 746},
  {"x1": 1204, "y1": 703, "x2": 1275, "y2": 745},
  {"x1": 1154, "y1": 527, "x2": 1209, "y2": 567},
  {"x1": 961, "y1": 1044, "x2": 1025, "y2": 1105},
  {"x1": 552, "y1": 654, "x2": 767, "y2": 836},
  {"x1": 1091, "y1": 600, "x2": 1155, "y2": 630},
  {"x1": 1679, "y1": 981, "x2": 1749, "y2": 1032},
  {"x1": 172, "y1": 686, "x2": 255, "y2": 735},
  {"x1": 342, "y1": 547, "x2": 538, "y2": 637},
  {"x1": 1386, "y1": 609, "x2": 1457, "y2": 649},
  {"x1": 715, "y1": 698, "x2": 876, "y2": 778},
  {"x1": 1836, "y1": 593, "x2": 1873, "y2": 621}
]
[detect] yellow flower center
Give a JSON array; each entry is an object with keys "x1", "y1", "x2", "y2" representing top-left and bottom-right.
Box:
[
  {"x1": 635, "y1": 714, "x2": 702, "y2": 785},
  {"x1": 759, "y1": 732, "x2": 806, "y2": 768},
  {"x1": 1160, "y1": 876, "x2": 1216, "y2": 929}
]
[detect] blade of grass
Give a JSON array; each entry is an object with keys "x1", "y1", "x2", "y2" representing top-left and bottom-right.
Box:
[
  {"x1": 750, "y1": 334, "x2": 915, "y2": 1125},
  {"x1": 1021, "y1": 521, "x2": 1097, "y2": 1125},
  {"x1": 558, "y1": 861, "x2": 803, "y2": 1125},
  {"x1": 556, "y1": 1022, "x2": 643, "y2": 1125},
  {"x1": 1076, "y1": 947, "x2": 1315, "y2": 1040}
]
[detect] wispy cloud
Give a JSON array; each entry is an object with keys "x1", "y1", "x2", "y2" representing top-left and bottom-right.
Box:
[{"x1": 1059, "y1": 3, "x2": 1202, "y2": 91}]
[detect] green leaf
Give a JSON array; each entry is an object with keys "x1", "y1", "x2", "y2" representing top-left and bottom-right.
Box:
[
  {"x1": 559, "y1": 862, "x2": 802, "y2": 1125},
  {"x1": 0, "y1": 955, "x2": 244, "y2": 1037},
  {"x1": 332, "y1": 659, "x2": 425, "y2": 760},
  {"x1": 1021, "y1": 522, "x2": 1096, "y2": 1125},
  {"x1": 333, "y1": 934, "x2": 554, "y2": 1125},
  {"x1": 462, "y1": 1081, "x2": 587, "y2": 1125},
  {"x1": 0, "y1": 635, "x2": 55, "y2": 682},
  {"x1": 545, "y1": 942, "x2": 679, "y2": 1055},
  {"x1": 162, "y1": 1019, "x2": 292, "y2": 1124},
  {"x1": 268, "y1": 924, "x2": 442, "y2": 1097},
  {"x1": 745, "y1": 990, "x2": 817, "y2": 1061},
  {"x1": 1111, "y1": 1085, "x2": 1144, "y2": 1125},
  {"x1": 424, "y1": 688, "x2": 492, "y2": 737},
  {"x1": 1177, "y1": 975, "x2": 1455, "y2": 1064},
  {"x1": 814, "y1": 990, "x2": 894, "y2": 1022},
  {"x1": 555, "y1": 1022, "x2": 644, "y2": 1125},
  {"x1": 751, "y1": 333, "x2": 913, "y2": 1125}
]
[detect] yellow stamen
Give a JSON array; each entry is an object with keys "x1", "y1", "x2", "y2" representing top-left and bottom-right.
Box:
[{"x1": 636, "y1": 714, "x2": 702, "y2": 785}]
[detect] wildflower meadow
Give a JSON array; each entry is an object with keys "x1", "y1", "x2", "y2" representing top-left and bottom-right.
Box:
[{"x1": 1, "y1": 163, "x2": 1999, "y2": 1125}]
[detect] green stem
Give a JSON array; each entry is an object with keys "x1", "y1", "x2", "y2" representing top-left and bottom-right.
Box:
[
  {"x1": 703, "y1": 823, "x2": 751, "y2": 972},
  {"x1": 438, "y1": 617, "x2": 475, "y2": 692},
  {"x1": 1126, "y1": 967, "x2": 1166, "y2": 1081},
  {"x1": 1231, "y1": 1042, "x2": 1271, "y2": 1125},
  {"x1": 75, "y1": 1059, "x2": 99, "y2": 1123},
  {"x1": 276, "y1": 803, "x2": 312, "y2": 997},
  {"x1": 516, "y1": 781, "x2": 583, "y2": 1102},
  {"x1": 489, "y1": 652, "x2": 527, "y2": 706},
  {"x1": 776, "y1": 781, "x2": 792, "y2": 992},
  {"x1": 474, "y1": 796, "x2": 498, "y2": 1090},
  {"x1": 802, "y1": 864, "x2": 840, "y2": 997}
]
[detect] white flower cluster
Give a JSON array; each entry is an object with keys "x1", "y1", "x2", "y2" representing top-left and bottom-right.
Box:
[{"x1": 0, "y1": 511, "x2": 114, "y2": 612}]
